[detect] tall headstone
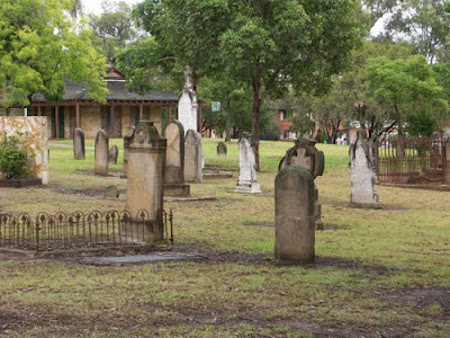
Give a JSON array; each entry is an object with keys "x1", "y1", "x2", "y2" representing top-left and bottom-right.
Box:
[
  {"x1": 275, "y1": 166, "x2": 315, "y2": 264},
  {"x1": 125, "y1": 121, "x2": 166, "y2": 240},
  {"x1": 184, "y1": 129, "x2": 203, "y2": 183},
  {"x1": 235, "y1": 133, "x2": 262, "y2": 194},
  {"x1": 217, "y1": 142, "x2": 227, "y2": 156},
  {"x1": 123, "y1": 126, "x2": 135, "y2": 178},
  {"x1": 73, "y1": 128, "x2": 85, "y2": 160},
  {"x1": 164, "y1": 121, "x2": 190, "y2": 196},
  {"x1": 350, "y1": 131, "x2": 379, "y2": 205},
  {"x1": 279, "y1": 139, "x2": 325, "y2": 229},
  {"x1": 445, "y1": 138, "x2": 450, "y2": 186},
  {"x1": 108, "y1": 145, "x2": 119, "y2": 164},
  {"x1": 178, "y1": 68, "x2": 198, "y2": 134},
  {"x1": 94, "y1": 129, "x2": 109, "y2": 176}
]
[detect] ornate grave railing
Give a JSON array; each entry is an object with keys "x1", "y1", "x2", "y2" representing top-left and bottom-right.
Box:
[
  {"x1": 0, "y1": 209, "x2": 173, "y2": 253},
  {"x1": 376, "y1": 134, "x2": 448, "y2": 185}
]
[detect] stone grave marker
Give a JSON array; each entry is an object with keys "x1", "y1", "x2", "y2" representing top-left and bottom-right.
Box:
[
  {"x1": 123, "y1": 126, "x2": 135, "y2": 178},
  {"x1": 163, "y1": 121, "x2": 190, "y2": 196},
  {"x1": 125, "y1": 121, "x2": 166, "y2": 240},
  {"x1": 94, "y1": 129, "x2": 109, "y2": 176},
  {"x1": 235, "y1": 133, "x2": 262, "y2": 194},
  {"x1": 184, "y1": 129, "x2": 203, "y2": 182},
  {"x1": 275, "y1": 166, "x2": 315, "y2": 264},
  {"x1": 104, "y1": 185, "x2": 120, "y2": 199},
  {"x1": 217, "y1": 142, "x2": 227, "y2": 156},
  {"x1": 73, "y1": 128, "x2": 85, "y2": 160},
  {"x1": 279, "y1": 139, "x2": 325, "y2": 229},
  {"x1": 350, "y1": 132, "x2": 379, "y2": 206},
  {"x1": 108, "y1": 145, "x2": 119, "y2": 164}
]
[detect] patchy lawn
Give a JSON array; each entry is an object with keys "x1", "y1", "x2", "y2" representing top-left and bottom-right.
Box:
[{"x1": 0, "y1": 139, "x2": 448, "y2": 337}]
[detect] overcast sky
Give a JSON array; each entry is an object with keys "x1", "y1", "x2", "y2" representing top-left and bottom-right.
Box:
[{"x1": 82, "y1": 0, "x2": 142, "y2": 14}]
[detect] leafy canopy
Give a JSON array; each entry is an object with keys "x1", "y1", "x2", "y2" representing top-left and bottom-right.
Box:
[{"x1": 0, "y1": 0, "x2": 108, "y2": 107}]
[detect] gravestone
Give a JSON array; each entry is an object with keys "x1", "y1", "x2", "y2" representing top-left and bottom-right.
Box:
[
  {"x1": 104, "y1": 185, "x2": 120, "y2": 199},
  {"x1": 217, "y1": 142, "x2": 227, "y2": 156},
  {"x1": 235, "y1": 133, "x2": 262, "y2": 194},
  {"x1": 108, "y1": 145, "x2": 119, "y2": 164},
  {"x1": 279, "y1": 139, "x2": 325, "y2": 229},
  {"x1": 125, "y1": 121, "x2": 166, "y2": 240},
  {"x1": 184, "y1": 129, "x2": 203, "y2": 182},
  {"x1": 73, "y1": 128, "x2": 85, "y2": 160},
  {"x1": 94, "y1": 129, "x2": 109, "y2": 176},
  {"x1": 445, "y1": 138, "x2": 450, "y2": 185},
  {"x1": 123, "y1": 126, "x2": 135, "y2": 178},
  {"x1": 178, "y1": 69, "x2": 198, "y2": 133},
  {"x1": 163, "y1": 121, "x2": 190, "y2": 197},
  {"x1": 350, "y1": 131, "x2": 379, "y2": 205},
  {"x1": 275, "y1": 166, "x2": 315, "y2": 264}
]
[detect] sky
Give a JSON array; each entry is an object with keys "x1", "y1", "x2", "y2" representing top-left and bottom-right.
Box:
[{"x1": 82, "y1": 0, "x2": 142, "y2": 14}]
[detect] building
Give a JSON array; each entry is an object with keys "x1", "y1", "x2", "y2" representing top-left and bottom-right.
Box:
[
  {"x1": 276, "y1": 107, "x2": 297, "y2": 141},
  {"x1": 2, "y1": 68, "x2": 179, "y2": 139}
]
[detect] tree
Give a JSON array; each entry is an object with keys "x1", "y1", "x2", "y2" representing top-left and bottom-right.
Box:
[
  {"x1": 88, "y1": 1, "x2": 140, "y2": 65},
  {"x1": 0, "y1": 0, "x2": 107, "y2": 107}
]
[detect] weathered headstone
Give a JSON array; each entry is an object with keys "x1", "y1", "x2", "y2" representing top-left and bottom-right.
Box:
[
  {"x1": 275, "y1": 166, "x2": 315, "y2": 264},
  {"x1": 163, "y1": 121, "x2": 190, "y2": 197},
  {"x1": 445, "y1": 138, "x2": 450, "y2": 185},
  {"x1": 73, "y1": 128, "x2": 85, "y2": 160},
  {"x1": 217, "y1": 142, "x2": 227, "y2": 156},
  {"x1": 108, "y1": 145, "x2": 119, "y2": 164},
  {"x1": 279, "y1": 139, "x2": 325, "y2": 229},
  {"x1": 104, "y1": 185, "x2": 120, "y2": 199},
  {"x1": 123, "y1": 126, "x2": 135, "y2": 178},
  {"x1": 125, "y1": 121, "x2": 166, "y2": 240},
  {"x1": 184, "y1": 129, "x2": 203, "y2": 182},
  {"x1": 235, "y1": 133, "x2": 262, "y2": 194},
  {"x1": 178, "y1": 69, "x2": 198, "y2": 133},
  {"x1": 94, "y1": 129, "x2": 109, "y2": 176},
  {"x1": 350, "y1": 131, "x2": 379, "y2": 205}
]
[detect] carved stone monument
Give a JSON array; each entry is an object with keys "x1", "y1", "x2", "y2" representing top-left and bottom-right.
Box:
[
  {"x1": 279, "y1": 139, "x2": 325, "y2": 229},
  {"x1": 350, "y1": 131, "x2": 379, "y2": 206},
  {"x1": 184, "y1": 129, "x2": 203, "y2": 183},
  {"x1": 275, "y1": 166, "x2": 315, "y2": 264},
  {"x1": 163, "y1": 120, "x2": 190, "y2": 196},
  {"x1": 178, "y1": 69, "x2": 198, "y2": 134},
  {"x1": 94, "y1": 129, "x2": 109, "y2": 176},
  {"x1": 108, "y1": 145, "x2": 119, "y2": 164},
  {"x1": 217, "y1": 142, "x2": 227, "y2": 156},
  {"x1": 235, "y1": 133, "x2": 262, "y2": 194},
  {"x1": 123, "y1": 126, "x2": 135, "y2": 178},
  {"x1": 125, "y1": 121, "x2": 166, "y2": 240},
  {"x1": 73, "y1": 128, "x2": 85, "y2": 160}
]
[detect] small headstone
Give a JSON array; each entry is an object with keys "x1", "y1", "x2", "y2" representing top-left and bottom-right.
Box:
[
  {"x1": 94, "y1": 129, "x2": 109, "y2": 176},
  {"x1": 73, "y1": 128, "x2": 85, "y2": 160},
  {"x1": 350, "y1": 131, "x2": 379, "y2": 205},
  {"x1": 184, "y1": 129, "x2": 203, "y2": 182},
  {"x1": 275, "y1": 166, "x2": 315, "y2": 264},
  {"x1": 163, "y1": 121, "x2": 185, "y2": 184},
  {"x1": 217, "y1": 142, "x2": 227, "y2": 156},
  {"x1": 235, "y1": 133, "x2": 262, "y2": 194},
  {"x1": 104, "y1": 185, "x2": 120, "y2": 199},
  {"x1": 278, "y1": 139, "x2": 324, "y2": 229},
  {"x1": 108, "y1": 145, "x2": 119, "y2": 164}
]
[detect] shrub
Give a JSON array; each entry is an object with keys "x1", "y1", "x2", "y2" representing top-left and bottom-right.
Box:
[{"x1": 0, "y1": 135, "x2": 30, "y2": 179}]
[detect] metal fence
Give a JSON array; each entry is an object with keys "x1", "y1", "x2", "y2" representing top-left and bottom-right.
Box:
[
  {"x1": 0, "y1": 209, "x2": 173, "y2": 253},
  {"x1": 376, "y1": 135, "x2": 449, "y2": 185}
]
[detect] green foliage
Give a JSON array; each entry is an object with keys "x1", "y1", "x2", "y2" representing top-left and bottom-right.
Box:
[
  {"x1": 406, "y1": 111, "x2": 437, "y2": 136},
  {"x1": 0, "y1": 135, "x2": 30, "y2": 179},
  {"x1": 0, "y1": 0, "x2": 108, "y2": 107}
]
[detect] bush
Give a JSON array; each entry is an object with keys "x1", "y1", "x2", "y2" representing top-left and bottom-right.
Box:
[{"x1": 0, "y1": 135, "x2": 30, "y2": 179}]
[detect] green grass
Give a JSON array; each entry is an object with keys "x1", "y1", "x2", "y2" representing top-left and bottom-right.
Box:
[{"x1": 0, "y1": 138, "x2": 449, "y2": 336}]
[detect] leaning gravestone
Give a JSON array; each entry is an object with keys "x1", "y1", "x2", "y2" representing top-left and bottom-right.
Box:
[
  {"x1": 279, "y1": 139, "x2": 325, "y2": 229},
  {"x1": 94, "y1": 129, "x2": 109, "y2": 176},
  {"x1": 275, "y1": 166, "x2": 315, "y2": 264},
  {"x1": 73, "y1": 128, "x2": 85, "y2": 160},
  {"x1": 125, "y1": 121, "x2": 166, "y2": 240},
  {"x1": 108, "y1": 145, "x2": 119, "y2": 164},
  {"x1": 163, "y1": 121, "x2": 190, "y2": 196},
  {"x1": 350, "y1": 131, "x2": 379, "y2": 206},
  {"x1": 235, "y1": 133, "x2": 262, "y2": 194},
  {"x1": 217, "y1": 142, "x2": 227, "y2": 156},
  {"x1": 184, "y1": 129, "x2": 203, "y2": 182}
]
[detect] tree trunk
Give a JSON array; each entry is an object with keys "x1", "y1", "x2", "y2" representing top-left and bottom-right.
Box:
[
  {"x1": 225, "y1": 97, "x2": 231, "y2": 142},
  {"x1": 252, "y1": 76, "x2": 261, "y2": 172}
]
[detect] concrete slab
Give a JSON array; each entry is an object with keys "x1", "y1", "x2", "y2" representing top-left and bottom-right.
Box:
[{"x1": 79, "y1": 252, "x2": 202, "y2": 266}]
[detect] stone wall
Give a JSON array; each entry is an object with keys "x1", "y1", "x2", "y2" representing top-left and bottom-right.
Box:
[{"x1": 0, "y1": 117, "x2": 49, "y2": 184}]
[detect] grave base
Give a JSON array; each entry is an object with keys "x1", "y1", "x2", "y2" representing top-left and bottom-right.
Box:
[
  {"x1": 164, "y1": 184, "x2": 190, "y2": 197},
  {"x1": 0, "y1": 178, "x2": 42, "y2": 188}
]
